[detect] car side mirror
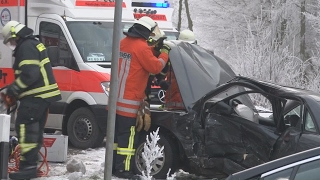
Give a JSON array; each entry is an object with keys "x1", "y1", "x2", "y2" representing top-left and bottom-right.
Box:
[
  {"x1": 215, "y1": 101, "x2": 232, "y2": 116},
  {"x1": 47, "y1": 46, "x2": 59, "y2": 66}
]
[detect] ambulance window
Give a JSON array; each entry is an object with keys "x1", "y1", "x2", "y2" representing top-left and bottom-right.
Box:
[
  {"x1": 66, "y1": 21, "x2": 133, "y2": 62},
  {"x1": 39, "y1": 22, "x2": 74, "y2": 67}
]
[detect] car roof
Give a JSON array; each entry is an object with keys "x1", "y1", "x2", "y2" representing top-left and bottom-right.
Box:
[
  {"x1": 226, "y1": 146, "x2": 320, "y2": 180},
  {"x1": 236, "y1": 76, "x2": 320, "y2": 98}
]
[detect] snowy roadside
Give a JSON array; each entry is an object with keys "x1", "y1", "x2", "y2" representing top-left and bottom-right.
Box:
[
  {"x1": 31, "y1": 143, "x2": 198, "y2": 180},
  {"x1": 33, "y1": 147, "x2": 126, "y2": 180}
]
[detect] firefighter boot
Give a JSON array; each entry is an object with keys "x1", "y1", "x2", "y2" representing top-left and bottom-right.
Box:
[
  {"x1": 9, "y1": 165, "x2": 37, "y2": 179},
  {"x1": 113, "y1": 170, "x2": 141, "y2": 180}
]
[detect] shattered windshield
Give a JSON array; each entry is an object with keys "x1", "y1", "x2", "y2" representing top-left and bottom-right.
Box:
[{"x1": 66, "y1": 21, "x2": 133, "y2": 62}]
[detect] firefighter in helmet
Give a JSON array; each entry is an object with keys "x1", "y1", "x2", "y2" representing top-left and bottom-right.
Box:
[
  {"x1": 112, "y1": 16, "x2": 171, "y2": 179},
  {"x1": 1, "y1": 20, "x2": 61, "y2": 179},
  {"x1": 178, "y1": 29, "x2": 197, "y2": 44}
]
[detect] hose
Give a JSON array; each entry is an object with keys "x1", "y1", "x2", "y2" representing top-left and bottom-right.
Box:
[{"x1": 8, "y1": 144, "x2": 50, "y2": 177}]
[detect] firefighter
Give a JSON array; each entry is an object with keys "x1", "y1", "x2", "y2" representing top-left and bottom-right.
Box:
[
  {"x1": 145, "y1": 30, "x2": 167, "y2": 104},
  {"x1": 112, "y1": 16, "x2": 171, "y2": 179},
  {"x1": 1, "y1": 20, "x2": 61, "y2": 179},
  {"x1": 157, "y1": 29, "x2": 198, "y2": 110},
  {"x1": 158, "y1": 63, "x2": 185, "y2": 110},
  {"x1": 178, "y1": 29, "x2": 197, "y2": 44}
]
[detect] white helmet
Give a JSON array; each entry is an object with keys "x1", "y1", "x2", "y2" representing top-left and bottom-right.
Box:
[
  {"x1": 2, "y1": 20, "x2": 26, "y2": 44},
  {"x1": 178, "y1": 29, "x2": 196, "y2": 44},
  {"x1": 135, "y1": 16, "x2": 157, "y2": 32}
]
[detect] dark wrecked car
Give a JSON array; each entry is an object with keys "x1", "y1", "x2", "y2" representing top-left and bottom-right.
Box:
[
  {"x1": 132, "y1": 41, "x2": 320, "y2": 179},
  {"x1": 226, "y1": 146, "x2": 320, "y2": 180}
]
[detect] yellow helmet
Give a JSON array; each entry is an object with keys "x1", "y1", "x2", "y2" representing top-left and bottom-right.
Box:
[{"x1": 1, "y1": 20, "x2": 26, "y2": 44}]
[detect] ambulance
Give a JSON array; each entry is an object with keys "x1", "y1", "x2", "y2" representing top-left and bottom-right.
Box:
[
  {"x1": 131, "y1": 0, "x2": 179, "y2": 40},
  {"x1": 0, "y1": 0, "x2": 136, "y2": 149}
]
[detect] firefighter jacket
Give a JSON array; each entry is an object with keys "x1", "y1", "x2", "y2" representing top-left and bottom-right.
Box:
[
  {"x1": 12, "y1": 37, "x2": 61, "y2": 102},
  {"x1": 157, "y1": 63, "x2": 184, "y2": 110},
  {"x1": 165, "y1": 69, "x2": 185, "y2": 110},
  {"x1": 116, "y1": 37, "x2": 169, "y2": 118}
]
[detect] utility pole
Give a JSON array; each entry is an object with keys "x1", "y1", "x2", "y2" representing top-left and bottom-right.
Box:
[{"x1": 104, "y1": 0, "x2": 123, "y2": 179}]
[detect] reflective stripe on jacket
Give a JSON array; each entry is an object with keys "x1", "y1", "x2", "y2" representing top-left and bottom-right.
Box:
[
  {"x1": 13, "y1": 38, "x2": 61, "y2": 102},
  {"x1": 116, "y1": 37, "x2": 169, "y2": 118}
]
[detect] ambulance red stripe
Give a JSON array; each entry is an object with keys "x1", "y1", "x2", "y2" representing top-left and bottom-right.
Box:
[
  {"x1": 0, "y1": 68, "x2": 110, "y2": 92},
  {"x1": 0, "y1": 0, "x2": 25, "y2": 6},
  {"x1": 75, "y1": 1, "x2": 126, "y2": 7}
]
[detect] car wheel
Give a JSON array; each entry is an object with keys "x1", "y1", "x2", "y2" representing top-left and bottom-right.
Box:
[
  {"x1": 67, "y1": 107, "x2": 104, "y2": 149},
  {"x1": 133, "y1": 132, "x2": 177, "y2": 179}
]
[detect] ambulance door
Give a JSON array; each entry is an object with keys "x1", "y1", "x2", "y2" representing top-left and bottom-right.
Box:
[{"x1": 36, "y1": 18, "x2": 76, "y2": 129}]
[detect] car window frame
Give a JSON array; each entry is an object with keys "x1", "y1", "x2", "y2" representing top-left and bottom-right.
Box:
[
  {"x1": 302, "y1": 105, "x2": 318, "y2": 134},
  {"x1": 283, "y1": 103, "x2": 303, "y2": 129},
  {"x1": 261, "y1": 155, "x2": 320, "y2": 179},
  {"x1": 292, "y1": 158, "x2": 320, "y2": 180}
]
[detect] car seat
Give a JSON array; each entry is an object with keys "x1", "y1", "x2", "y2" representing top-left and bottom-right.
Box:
[
  {"x1": 231, "y1": 99, "x2": 259, "y2": 123},
  {"x1": 287, "y1": 114, "x2": 300, "y2": 127}
]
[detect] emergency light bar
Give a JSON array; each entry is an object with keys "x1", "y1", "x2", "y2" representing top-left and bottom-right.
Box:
[{"x1": 132, "y1": 2, "x2": 170, "y2": 8}]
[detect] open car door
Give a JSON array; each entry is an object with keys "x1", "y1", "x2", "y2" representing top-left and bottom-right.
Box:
[{"x1": 201, "y1": 82, "x2": 280, "y2": 174}]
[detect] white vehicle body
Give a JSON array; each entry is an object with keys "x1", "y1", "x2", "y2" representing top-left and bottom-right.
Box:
[
  {"x1": 0, "y1": 0, "x2": 135, "y2": 149},
  {"x1": 131, "y1": 0, "x2": 179, "y2": 40}
]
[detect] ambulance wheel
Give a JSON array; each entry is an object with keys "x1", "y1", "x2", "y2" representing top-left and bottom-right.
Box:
[
  {"x1": 133, "y1": 132, "x2": 177, "y2": 179},
  {"x1": 67, "y1": 107, "x2": 104, "y2": 149}
]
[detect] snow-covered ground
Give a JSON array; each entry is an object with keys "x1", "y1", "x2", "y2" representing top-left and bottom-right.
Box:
[
  {"x1": 28, "y1": 147, "x2": 124, "y2": 180},
  {"x1": 24, "y1": 142, "x2": 194, "y2": 180}
]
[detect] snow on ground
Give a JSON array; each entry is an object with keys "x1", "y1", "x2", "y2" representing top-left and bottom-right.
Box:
[
  {"x1": 30, "y1": 146, "x2": 196, "y2": 180},
  {"x1": 33, "y1": 147, "x2": 126, "y2": 180}
]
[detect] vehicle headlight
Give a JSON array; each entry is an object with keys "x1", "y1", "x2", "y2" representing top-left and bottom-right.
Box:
[{"x1": 101, "y1": 82, "x2": 110, "y2": 96}]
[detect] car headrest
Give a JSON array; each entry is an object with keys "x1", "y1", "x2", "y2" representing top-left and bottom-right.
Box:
[{"x1": 287, "y1": 114, "x2": 300, "y2": 127}]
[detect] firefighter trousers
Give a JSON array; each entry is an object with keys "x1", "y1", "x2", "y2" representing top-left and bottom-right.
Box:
[
  {"x1": 113, "y1": 114, "x2": 140, "y2": 172},
  {"x1": 15, "y1": 97, "x2": 50, "y2": 169}
]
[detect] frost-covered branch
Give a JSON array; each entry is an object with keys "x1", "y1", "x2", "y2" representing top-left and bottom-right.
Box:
[{"x1": 141, "y1": 127, "x2": 164, "y2": 180}]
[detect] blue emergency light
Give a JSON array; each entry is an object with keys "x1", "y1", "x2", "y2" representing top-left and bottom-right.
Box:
[{"x1": 132, "y1": 2, "x2": 170, "y2": 8}]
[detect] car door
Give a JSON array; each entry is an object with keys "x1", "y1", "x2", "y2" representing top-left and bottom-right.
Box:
[
  {"x1": 259, "y1": 156, "x2": 320, "y2": 180},
  {"x1": 271, "y1": 104, "x2": 302, "y2": 160},
  {"x1": 296, "y1": 107, "x2": 320, "y2": 152},
  {"x1": 203, "y1": 91, "x2": 279, "y2": 169}
]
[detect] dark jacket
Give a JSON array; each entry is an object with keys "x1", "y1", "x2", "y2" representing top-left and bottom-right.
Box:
[{"x1": 13, "y1": 37, "x2": 61, "y2": 102}]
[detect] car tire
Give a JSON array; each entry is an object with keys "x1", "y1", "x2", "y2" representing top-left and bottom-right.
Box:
[
  {"x1": 67, "y1": 107, "x2": 104, "y2": 149},
  {"x1": 133, "y1": 132, "x2": 177, "y2": 179}
]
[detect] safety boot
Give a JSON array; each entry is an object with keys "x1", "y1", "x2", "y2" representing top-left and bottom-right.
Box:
[
  {"x1": 113, "y1": 169, "x2": 142, "y2": 180},
  {"x1": 9, "y1": 165, "x2": 37, "y2": 180}
]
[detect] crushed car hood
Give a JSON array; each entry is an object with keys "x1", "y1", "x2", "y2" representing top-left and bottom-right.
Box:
[{"x1": 168, "y1": 41, "x2": 236, "y2": 110}]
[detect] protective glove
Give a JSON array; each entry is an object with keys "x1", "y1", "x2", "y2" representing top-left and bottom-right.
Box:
[
  {"x1": 160, "y1": 44, "x2": 171, "y2": 54},
  {"x1": 154, "y1": 36, "x2": 167, "y2": 51},
  {"x1": 136, "y1": 109, "x2": 144, "y2": 132},
  {"x1": 7, "y1": 82, "x2": 21, "y2": 99},
  {"x1": 136, "y1": 101, "x2": 151, "y2": 132},
  {"x1": 159, "y1": 80, "x2": 170, "y2": 90},
  {"x1": 142, "y1": 101, "x2": 151, "y2": 131}
]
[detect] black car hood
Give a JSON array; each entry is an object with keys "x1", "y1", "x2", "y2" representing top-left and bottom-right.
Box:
[{"x1": 168, "y1": 41, "x2": 236, "y2": 110}]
